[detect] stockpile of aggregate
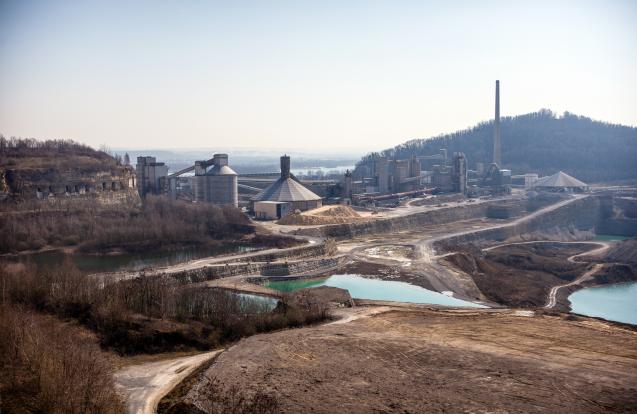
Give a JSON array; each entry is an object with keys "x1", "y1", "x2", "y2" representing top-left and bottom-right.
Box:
[{"x1": 277, "y1": 205, "x2": 364, "y2": 225}]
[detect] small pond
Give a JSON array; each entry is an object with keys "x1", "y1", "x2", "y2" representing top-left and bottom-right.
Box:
[
  {"x1": 594, "y1": 234, "x2": 631, "y2": 242},
  {"x1": 266, "y1": 274, "x2": 486, "y2": 308},
  {"x1": 569, "y1": 282, "x2": 637, "y2": 325},
  {"x1": 3, "y1": 244, "x2": 260, "y2": 274}
]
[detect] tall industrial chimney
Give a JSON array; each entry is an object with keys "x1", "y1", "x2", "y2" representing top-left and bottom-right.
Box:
[
  {"x1": 280, "y1": 155, "x2": 291, "y2": 179},
  {"x1": 493, "y1": 80, "x2": 501, "y2": 166}
]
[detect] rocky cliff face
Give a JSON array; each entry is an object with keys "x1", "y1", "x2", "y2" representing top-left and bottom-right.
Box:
[
  {"x1": 597, "y1": 194, "x2": 637, "y2": 236},
  {"x1": 1, "y1": 142, "x2": 139, "y2": 206},
  {"x1": 433, "y1": 196, "x2": 601, "y2": 252}
]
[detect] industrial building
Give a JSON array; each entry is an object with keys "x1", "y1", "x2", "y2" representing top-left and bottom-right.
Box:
[
  {"x1": 532, "y1": 171, "x2": 588, "y2": 192},
  {"x1": 431, "y1": 152, "x2": 468, "y2": 194},
  {"x1": 252, "y1": 155, "x2": 323, "y2": 219},
  {"x1": 192, "y1": 154, "x2": 238, "y2": 207},
  {"x1": 136, "y1": 156, "x2": 168, "y2": 197},
  {"x1": 361, "y1": 155, "x2": 423, "y2": 194}
]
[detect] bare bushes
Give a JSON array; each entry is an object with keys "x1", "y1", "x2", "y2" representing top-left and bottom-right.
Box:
[
  {"x1": 0, "y1": 305, "x2": 123, "y2": 413},
  {"x1": 81, "y1": 196, "x2": 253, "y2": 252},
  {"x1": 0, "y1": 261, "x2": 331, "y2": 355},
  {"x1": 0, "y1": 195, "x2": 254, "y2": 253}
]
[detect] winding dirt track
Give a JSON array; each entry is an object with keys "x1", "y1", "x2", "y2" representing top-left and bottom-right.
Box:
[
  {"x1": 545, "y1": 242, "x2": 611, "y2": 308},
  {"x1": 114, "y1": 350, "x2": 222, "y2": 414},
  {"x1": 112, "y1": 306, "x2": 392, "y2": 414},
  {"x1": 482, "y1": 240, "x2": 612, "y2": 309},
  {"x1": 545, "y1": 263, "x2": 605, "y2": 308},
  {"x1": 425, "y1": 195, "x2": 586, "y2": 253}
]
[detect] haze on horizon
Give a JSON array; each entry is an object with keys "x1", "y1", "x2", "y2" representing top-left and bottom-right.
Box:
[{"x1": 1, "y1": 0, "x2": 636, "y2": 153}]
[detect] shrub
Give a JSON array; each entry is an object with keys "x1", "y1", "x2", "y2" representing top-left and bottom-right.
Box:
[{"x1": 0, "y1": 305, "x2": 124, "y2": 413}]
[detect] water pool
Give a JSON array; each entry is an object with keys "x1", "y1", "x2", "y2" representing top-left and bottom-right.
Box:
[
  {"x1": 266, "y1": 274, "x2": 486, "y2": 308},
  {"x1": 594, "y1": 234, "x2": 631, "y2": 242},
  {"x1": 569, "y1": 282, "x2": 637, "y2": 325}
]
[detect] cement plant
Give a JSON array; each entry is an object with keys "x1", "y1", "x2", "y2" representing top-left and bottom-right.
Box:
[{"x1": 1, "y1": 2, "x2": 637, "y2": 413}]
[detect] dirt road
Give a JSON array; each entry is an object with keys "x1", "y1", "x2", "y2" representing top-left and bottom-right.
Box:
[
  {"x1": 544, "y1": 242, "x2": 610, "y2": 309},
  {"x1": 480, "y1": 240, "x2": 612, "y2": 309},
  {"x1": 424, "y1": 194, "x2": 587, "y2": 254},
  {"x1": 545, "y1": 263, "x2": 605, "y2": 308},
  {"x1": 483, "y1": 239, "x2": 608, "y2": 254},
  {"x1": 114, "y1": 350, "x2": 222, "y2": 414}
]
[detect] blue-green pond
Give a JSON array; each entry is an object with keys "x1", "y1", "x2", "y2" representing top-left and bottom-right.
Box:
[
  {"x1": 594, "y1": 234, "x2": 631, "y2": 242},
  {"x1": 569, "y1": 282, "x2": 637, "y2": 325},
  {"x1": 266, "y1": 274, "x2": 486, "y2": 308}
]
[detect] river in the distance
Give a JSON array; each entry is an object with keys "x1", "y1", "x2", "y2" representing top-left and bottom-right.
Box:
[{"x1": 569, "y1": 282, "x2": 637, "y2": 325}]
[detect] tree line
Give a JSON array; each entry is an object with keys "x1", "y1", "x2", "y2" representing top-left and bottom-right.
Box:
[{"x1": 0, "y1": 195, "x2": 254, "y2": 253}]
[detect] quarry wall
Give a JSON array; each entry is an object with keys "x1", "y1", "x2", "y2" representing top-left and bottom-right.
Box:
[
  {"x1": 433, "y1": 196, "x2": 601, "y2": 252},
  {"x1": 131, "y1": 240, "x2": 338, "y2": 283},
  {"x1": 169, "y1": 256, "x2": 342, "y2": 284},
  {"x1": 294, "y1": 199, "x2": 529, "y2": 239},
  {"x1": 596, "y1": 195, "x2": 637, "y2": 236}
]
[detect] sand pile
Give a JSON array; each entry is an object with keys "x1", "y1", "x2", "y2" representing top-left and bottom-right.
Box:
[{"x1": 277, "y1": 205, "x2": 364, "y2": 225}]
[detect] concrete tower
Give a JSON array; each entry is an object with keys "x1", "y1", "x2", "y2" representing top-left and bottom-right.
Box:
[
  {"x1": 493, "y1": 80, "x2": 501, "y2": 166},
  {"x1": 280, "y1": 155, "x2": 291, "y2": 179}
]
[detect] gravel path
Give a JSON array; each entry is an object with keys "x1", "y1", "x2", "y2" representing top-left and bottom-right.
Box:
[{"x1": 114, "y1": 350, "x2": 222, "y2": 414}]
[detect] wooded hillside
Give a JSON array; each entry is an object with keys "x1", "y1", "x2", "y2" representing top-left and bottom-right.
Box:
[{"x1": 357, "y1": 110, "x2": 637, "y2": 183}]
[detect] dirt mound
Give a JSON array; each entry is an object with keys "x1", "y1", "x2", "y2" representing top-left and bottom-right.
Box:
[
  {"x1": 277, "y1": 205, "x2": 364, "y2": 225},
  {"x1": 287, "y1": 286, "x2": 353, "y2": 308},
  {"x1": 603, "y1": 238, "x2": 637, "y2": 263},
  {"x1": 176, "y1": 309, "x2": 637, "y2": 413}
]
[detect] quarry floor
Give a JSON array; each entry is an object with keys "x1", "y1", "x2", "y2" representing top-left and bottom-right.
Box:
[{"x1": 171, "y1": 305, "x2": 637, "y2": 413}]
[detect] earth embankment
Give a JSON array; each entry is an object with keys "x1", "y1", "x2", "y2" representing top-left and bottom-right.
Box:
[{"x1": 171, "y1": 307, "x2": 637, "y2": 413}]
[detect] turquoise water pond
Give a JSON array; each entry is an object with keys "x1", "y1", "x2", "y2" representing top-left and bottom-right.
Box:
[
  {"x1": 594, "y1": 234, "x2": 631, "y2": 242},
  {"x1": 569, "y1": 282, "x2": 637, "y2": 325},
  {"x1": 266, "y1": 274, "x2": 486, "y2": 308}
]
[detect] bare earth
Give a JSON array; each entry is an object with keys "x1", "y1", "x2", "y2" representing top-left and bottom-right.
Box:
[
  {"x1": 185, "y1": 307, "x2": 637, "y2": 413},
  {"x1": 114, "y1": 350, "x2": 222, "y2": 414}
]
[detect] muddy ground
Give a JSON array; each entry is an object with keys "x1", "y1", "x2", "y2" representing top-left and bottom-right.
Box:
[
  {"x1": 171, "y1": 307, "x2": 637, "y2": 413},
  {"x1": 443, "y1": 243, "x2": 594, "y2": 307}
]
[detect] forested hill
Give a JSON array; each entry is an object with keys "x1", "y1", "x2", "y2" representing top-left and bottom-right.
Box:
[{"x1": 357, "y1": 110, "x2": 637, "y2": 183}]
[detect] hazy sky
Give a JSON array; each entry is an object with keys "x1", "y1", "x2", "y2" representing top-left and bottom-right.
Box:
[{"x1": 1, "y1": 0, "x2": 636, "y2": 152}]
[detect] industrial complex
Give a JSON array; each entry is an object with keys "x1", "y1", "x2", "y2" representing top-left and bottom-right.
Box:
[{"x1": 132, "y1": 81, "x2": 589, "y2": 220}]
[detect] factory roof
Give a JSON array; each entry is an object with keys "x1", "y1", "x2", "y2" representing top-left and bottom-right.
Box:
[
  {"x1": 205, "y1": 165, "x2": 238, "y2": 176},
  {"x1": 532, "y1": 171, "x2": 587, "y2": 188},
  {"x1": 251, "y1": 177, "x2": 321, "y2": 202}
]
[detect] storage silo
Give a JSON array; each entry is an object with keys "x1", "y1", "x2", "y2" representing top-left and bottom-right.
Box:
[{"x1": 193, "y1": 154, "x2": 238, "y2": 207}]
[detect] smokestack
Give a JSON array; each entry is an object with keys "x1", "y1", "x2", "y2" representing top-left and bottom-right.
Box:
[
  {"x1": 493, "y1": 80, "x2": 501, "y2": 166},
  {"x1": 280, "y1": 155, "x2": 291, "y2": 179}
]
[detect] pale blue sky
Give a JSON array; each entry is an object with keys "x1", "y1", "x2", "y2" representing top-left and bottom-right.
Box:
[{"x1": 1, "y1": 0, "x2": 635, "y2": 152}]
